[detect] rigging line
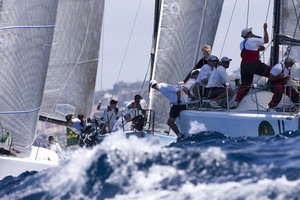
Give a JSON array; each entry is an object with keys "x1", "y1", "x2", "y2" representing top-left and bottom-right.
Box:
[
  {"x1": 115, "y1": 0, "x2": 143, "y2": 85},
  {"x1": 37, "y1": 0, "x2": 96, "y2": 135},
  {"x1": 246, "y1": 0, "x2": 250, "y2": 28},
  {"x1": 265, "y1": 0, "x2": 272, "y2": 23},
  {"x1": 219, "y1": 0, "x2": 238, "y2": 57},
  {"x1": 139, "y1": 58, "x2": 152, "y2": 96}
]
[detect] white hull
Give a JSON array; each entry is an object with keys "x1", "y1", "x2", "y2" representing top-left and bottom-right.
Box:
[
  {"x1": 177, "y1": 91, "x2": 300, "y2": 137},
  {"x1": 0, "y1": 146, "x2": 59, "y2": 180}
]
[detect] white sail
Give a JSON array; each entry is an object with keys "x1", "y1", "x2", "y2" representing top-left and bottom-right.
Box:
[
  {"x1": 279, "y1": 0, "x2": 300, "y2": 45},
  {"x1": 40, "y1": 0, "x2": 105, "y2": 122},
  {"x1": 278, "y1": 1, "x2": 300, "y2": 78},
  {"x1": 149, "y1": 0, "x2": 224, "y2": 131},
  {"x1": 0, "y1": 0, "x2": 58, "y2": 147}
]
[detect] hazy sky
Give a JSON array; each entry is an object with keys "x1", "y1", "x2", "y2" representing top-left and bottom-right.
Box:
[{"x1": 96, "y1": 0, "x2": 274, "y2": 91}]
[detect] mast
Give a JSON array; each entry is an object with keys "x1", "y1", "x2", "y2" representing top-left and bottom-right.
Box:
[
  {"x1": 150, "y1": 0, "x2": 161, "y2": 81},
  {"x1": 271, "y1": 0, "x2": 281, "y2": 66}
]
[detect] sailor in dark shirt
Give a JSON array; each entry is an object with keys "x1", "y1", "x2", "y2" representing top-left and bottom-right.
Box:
[{"x1": 179, "y1": 44, "x2": 211, "y2": 85}]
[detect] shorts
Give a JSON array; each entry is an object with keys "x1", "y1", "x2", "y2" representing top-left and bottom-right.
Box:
[
  {"x1": 169, "y1": 104, "x2": 186, "y2": 118},
  {"x1": 209, "y1": 87, "x2": 226, "y2": 99}
]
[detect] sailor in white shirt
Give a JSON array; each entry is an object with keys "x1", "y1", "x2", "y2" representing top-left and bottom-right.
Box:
[
  {"x1": 194, "y1": 55, "x2": 218, "y2": 98},
  {"x1": 206, "y1": 57, "x2": 236, "y2": 108},
  {"x1": 47, "y1": 136, "x2": 63, "y2": 157},
  {"x1": 268, "y1": 56, "x2": 299, "y2": 110},
  {"x1": 102, "y1": 99, "x2": 121, "y2": 133},
  {"x1": 112, "y1": 113, "x2": 133, "y2": 132},
  {"x1": 150, "y1": 80, "x2": 186, "y2": 140},
  {"x1": 182, "y1": 69, "x2": 199, "y2": 102}
]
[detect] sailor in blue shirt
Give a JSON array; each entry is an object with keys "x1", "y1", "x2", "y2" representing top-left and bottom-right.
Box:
[{"x1": 65, "y1": 114, "x2": 83, "y2": 136}]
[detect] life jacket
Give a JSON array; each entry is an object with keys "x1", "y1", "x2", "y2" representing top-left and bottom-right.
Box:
[{"x1": 240, "y1": 39, "x2": 260, "y2": 64}]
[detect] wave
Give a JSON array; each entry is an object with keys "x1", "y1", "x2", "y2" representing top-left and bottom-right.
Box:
[{"x1": 1, "y1": 130, "x2": 300, "y2": 199}]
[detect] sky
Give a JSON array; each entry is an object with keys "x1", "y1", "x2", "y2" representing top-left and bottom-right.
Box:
[{"x1": 96, "y1": 0, "x2": 274, "y2": 91}]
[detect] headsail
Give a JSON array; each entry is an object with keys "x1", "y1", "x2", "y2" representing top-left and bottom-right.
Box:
[
  {"x1": 40, "y1": 0, "x2": 105, "y2": 123},
  {"x1": 0, "y1": 0, "x2": 58, "y2": 147},
  {"x1": 149, "y1": 0, "x2": 224, "y2": 131}
]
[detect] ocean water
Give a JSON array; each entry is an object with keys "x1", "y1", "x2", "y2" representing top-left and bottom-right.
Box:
[{"x1": 1, "y1": 130, "x2": 300, "y2": 200}]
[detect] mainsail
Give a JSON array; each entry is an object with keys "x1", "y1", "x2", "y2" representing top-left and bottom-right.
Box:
[
  {"x1": 0, "y1": 0, "x2": 58, "y2": 147},
  {"x1": 40, "y1": 0, "x2": 105, "y2": 123},
  {"x1": 274, "y1": 0, "x2": 300, "y2": 76},
  {"x1": 279, "y1": 0, "x2": 300, "y2": 46},
  {"x1": 149, "y1": 0, "x2": 224, "y2": 131}
]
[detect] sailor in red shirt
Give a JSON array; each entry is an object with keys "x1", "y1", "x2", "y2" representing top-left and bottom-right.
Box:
[{"x1": 235, "y1": 23, "x2": 272, "y2": 103}]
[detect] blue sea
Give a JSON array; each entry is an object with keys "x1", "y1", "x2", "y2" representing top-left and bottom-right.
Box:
[{"x1": 1, "y1": 130, "x2": 300, "y2": 200}]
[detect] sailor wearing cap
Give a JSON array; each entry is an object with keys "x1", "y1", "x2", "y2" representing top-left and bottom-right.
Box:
[
  {"x1": 194, "y1": 55, "x2": 219, "y2": 99},
  {"x1": 125, "y1": 94, "x2": 145, "y2": 118},
  {"x1": 236, "y1": 23, "x2": 272, "y2": 104},
  {"x1": 182, "y1": 69, "x2": 199, "y2": 101},
  {"x1": 101, "y1": 99, "x2": 121, "y2": 132},
  {"x1": 150, "y1": 80, "x2": 186, "y2": 140},
  {"x1": 112, "y1": 113, "x2": 133, "y2": 132},
  {"x1": 206, "y1": 57, "x2": 236, "y2": 108},
  {"x1": 268, "y1": 56, "x2": 299, "y2": 111}
]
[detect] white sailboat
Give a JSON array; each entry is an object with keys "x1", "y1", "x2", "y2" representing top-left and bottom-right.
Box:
[
  {"x1": 174, "y1": 0, "x2": 300, "y2": 137},
  {"x1": 0, "y1": 0, "x2": 105, "y2": 180}
]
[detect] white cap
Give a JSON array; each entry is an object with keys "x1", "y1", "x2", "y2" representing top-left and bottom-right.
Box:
[
  {"x1": 190, "y1": 69, "x2": 200, "y2": 75},
  {"x1": 150, "y1": 80, "x2": 158, "y2": 87},
  {"x1": 208, "y1": 55, "x2": 218, "y2": 61},
  {"x1": 220, "y1": 57, "x2": 232, "y2": 63},
  {"x1": 241, "y1": 27, "x2": 252, "y2": 38}
]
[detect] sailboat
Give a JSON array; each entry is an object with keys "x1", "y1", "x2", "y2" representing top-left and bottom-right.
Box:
[
  {"x1": 0, "y1": 0, "x2": 105, "y2": 180},
  {"x1": 174, "y1": 0, "x2": 300, "y2": 137}
]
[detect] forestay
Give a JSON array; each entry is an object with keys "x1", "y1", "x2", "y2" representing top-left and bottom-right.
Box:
[
  {"x1": 149, "y1": 0, "x2": 224, "y2": 131},
  {"x1": 40, "y1": 0, "x2": 105, "y2": 123},
  {"x1": 0, "y1": 0, "x2": 58, "y2": 147}
]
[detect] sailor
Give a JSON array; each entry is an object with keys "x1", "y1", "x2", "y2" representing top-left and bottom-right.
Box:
[
  {"x1": 235, "y1": 23, "x2": 272, "y2": 105},
  {"x1": 112, "y1": 113, "x2": 133, "y2": 132},
  {"x1": 179, "y1": 44, "x2": 211, "y2": 85},
  {"x1": 150, "y1": 80, "x2": 186, "y2": 140},
  {"x1": 206, "y1": 57, "x2": 236, "y2": 108},
  {"x1": 101, "y1": 99, "x2": 121, "y2": 133},
  {"x1": 182, "y1": 69, "x2": 199, "y2": 102},
  {"x1": 65, "y1": 114, "x2": 83, "y2": 136},
  {"x1": 125, "y1": 94, "x2": 146, "y2": 118},
  {"x1": 47, "y1": 136, "x2": 63, "y2": 156},
  {"x1": 268, "y1": 56, "x2": 299, "y2": 112},
  {"x1": 193, "y1": 55, "x2": 219, "y2": 99}
]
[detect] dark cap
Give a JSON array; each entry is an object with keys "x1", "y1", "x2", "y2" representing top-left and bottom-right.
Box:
[
  {"x1": 208, "y1": 55, "x2": 218, "y2": 61},
  {"x1": 65, "y1": 114, "x2": 73, "y2": 122},
  {"x1": 110, "y1": 99, "x2": 118, "y2": 104},
  {"x1": 48, "y1": 136, "x2": 54, "y2": 141},
  {"x1": 134, "y1": 94, "x2": 143, "y2": 101}
]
